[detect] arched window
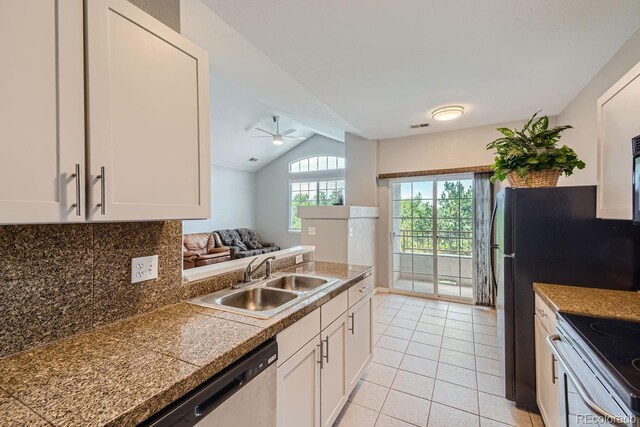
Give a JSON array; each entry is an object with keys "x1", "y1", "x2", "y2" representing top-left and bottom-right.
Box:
[
  {"x1": 289, "y1": 155, "x2": 346, "y2": 173},
  {"x1": 289, "y1": 156, "x2": 346, "y2": 231}
]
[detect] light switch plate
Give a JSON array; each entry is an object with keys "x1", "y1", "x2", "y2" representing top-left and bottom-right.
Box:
[
  {"x1": 295, "y1": 254, "x2": 303, "y2": 264},
  {"x1": 308, "y1": 226, "x2": 316, "y2": 236},
  {"x1": 131, "y1": 255, "x2": 158, "y2": 284},
  {"x1": 349, "y1": 227, "x2": 354, "y2": 237}
]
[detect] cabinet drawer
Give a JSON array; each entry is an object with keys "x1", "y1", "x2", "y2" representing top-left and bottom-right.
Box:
[
  {"x1": 348, "y1": 274, "x2": 373, "y2": 308},
  {"x1": 534, "y1": 294, "x2": 556, "y2": 333},
  {"x1": 277, "y1": 308, "x2": 320, "y2": 366},
  {"x1": 321, "y1": 291, "x2": 348, "y2": 331}
]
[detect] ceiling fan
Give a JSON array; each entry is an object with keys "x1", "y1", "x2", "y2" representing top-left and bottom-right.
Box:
[{"x1": 253, "y1": 115, "x2": 305, "y2": 145}]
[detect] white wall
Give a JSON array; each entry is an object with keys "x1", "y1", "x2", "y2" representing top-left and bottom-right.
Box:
[
  {"x1": 378, "y1": 119, "x2": 540, "y2": 175},
  {"x1": 182, "y1": 164, "x2": 256, "y2": 234},
  {"x1": 254, "y1": 135, "x2": 345, "y2": 248},
  {"x1": 556, "y1": 27, "x2": 640, "y2": 186},
  {"x1": 345, "y1": 132, "x2": 378, "y2": 206}
]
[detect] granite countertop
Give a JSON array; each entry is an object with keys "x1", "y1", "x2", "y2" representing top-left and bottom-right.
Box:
[
  {"x1": 0, "y1": 261, "x2": 372, "y2": 427},
  {"x1": 533, "y1": 283, "x2": 640, "y2": 322}
]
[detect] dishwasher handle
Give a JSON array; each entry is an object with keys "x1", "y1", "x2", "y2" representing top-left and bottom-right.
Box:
[
  {"x1": 546, "y1": 334, "x2": 628, "y2": 427},
  {"x1": 194, "y1": 374, "x2": 245, "y2": 418}
]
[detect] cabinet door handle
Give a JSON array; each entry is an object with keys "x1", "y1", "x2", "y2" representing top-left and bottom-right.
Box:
[
  {"x1": 323, "y1": 336, "x2": 329, "y2": 364},
  {"x1": 349, "y1": 313, "x2": 355, "y2": 335},
  {"x1": 547, "y1": 334, "x2": 627, "y2": 426},
  {"x1": 536, "y1": 308, "x2": 547, "y2": 318},
  {"x1": 359, "y1": 285, "x2": 367, "y2": 293},
  {"x1": 551, "y1": 353, "x2": 556, "y2": 384},
  {"x1": 71, "y1": 164, "x2": 81, "y2": 216},
  {"x1": 96, "y1": 166, "x2": 106, "y2": 215},
  {"x1": 317, "y1": 343, "x2": 324, "y2": 370}
]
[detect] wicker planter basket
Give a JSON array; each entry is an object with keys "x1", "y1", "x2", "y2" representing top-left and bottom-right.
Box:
[{"x1": 507, "y1": 169, "x2": 561, "y2": 188}]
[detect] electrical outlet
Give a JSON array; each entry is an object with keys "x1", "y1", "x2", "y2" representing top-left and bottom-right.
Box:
[
  {"x1": 131, "y1": 255, "x2": 158, "y2": 284},
  {"x1": 295, "y1": 254, "x2": 303, "y2": 264},
  {"x1": 349, "y1": 227, "x2": 354, "y2": 237},
  {"x1": 308, "y1": 226, "x2": 316, "y2": 236}
]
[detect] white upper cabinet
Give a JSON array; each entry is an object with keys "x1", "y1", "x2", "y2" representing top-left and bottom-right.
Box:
[
  {"x1": 0, "y1": 0, "x2": 210, "y2": 224},
  {"x1": 85, "y1": 0, "x2": 210, "y2": 221},
  {"x1": 0, "y1": 0, "x2": 85, "y2": 224},
  {"x1": 597, "y1": 61, "x2": 640, "y2": 220}
]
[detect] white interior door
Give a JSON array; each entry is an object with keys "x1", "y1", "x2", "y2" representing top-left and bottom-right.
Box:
[
  {"x1": 0, "y1": 0, "x2": 85, "y2": 224},
  {"x1": 85, "y1": 0, "x2": 210, "y2": 221},
  {"x1": 390, "y1": 175, "x2": 474, "y2": 301}
]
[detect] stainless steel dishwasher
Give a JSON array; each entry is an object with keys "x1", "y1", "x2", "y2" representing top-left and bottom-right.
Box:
[{"x1": 142, "y1": 339, "x2": 277, "y2": 427}]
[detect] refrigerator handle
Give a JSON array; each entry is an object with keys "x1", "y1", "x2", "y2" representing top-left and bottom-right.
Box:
[{"x1": 489, "y1": 202, "x2": 498, "y2": 294}]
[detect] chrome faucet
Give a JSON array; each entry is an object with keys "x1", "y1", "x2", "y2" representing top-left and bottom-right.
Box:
[{"x1": 243, "y1": 256, "x2": 276, "y2": 283}]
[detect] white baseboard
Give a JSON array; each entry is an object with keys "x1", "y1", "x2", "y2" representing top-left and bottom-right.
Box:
[{"x1": 373, "y1": 287, "x2": 389, "y2": 295}]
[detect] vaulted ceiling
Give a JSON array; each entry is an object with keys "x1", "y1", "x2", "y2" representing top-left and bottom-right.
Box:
[{"x1": 201, "y1": 0, "x2": 640, "y2": 140}]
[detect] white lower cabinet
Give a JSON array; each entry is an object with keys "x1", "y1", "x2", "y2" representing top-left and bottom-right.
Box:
[
  {"x1": 276, "y1": 278, "x2": 373, "y2": 427},
  {"x1": 346, "y1": 294, "x2": 373, "y2": 391},
  {"x1": 277, "y1": 336, "x2": 322, "y2": 427},
  {"x1": 321, "y1": 313, "x2": 349, "y2": 427},
  {"x1": 534, "y1": 295, "x2": 560, "y2": 427}
]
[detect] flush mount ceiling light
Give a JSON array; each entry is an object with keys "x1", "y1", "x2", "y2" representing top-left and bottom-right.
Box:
[{"x1": 431, "y1": 105, "x2": 465, "y2": 121}]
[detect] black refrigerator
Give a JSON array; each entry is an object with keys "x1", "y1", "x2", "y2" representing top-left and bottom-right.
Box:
[{"x1": 491, "y1": 185, "x2": 640, "y2": 411}]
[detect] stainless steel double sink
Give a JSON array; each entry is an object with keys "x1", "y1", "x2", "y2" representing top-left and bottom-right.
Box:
[{"x1": 188, "y1": 274, "x2": 339, "y2": 319}]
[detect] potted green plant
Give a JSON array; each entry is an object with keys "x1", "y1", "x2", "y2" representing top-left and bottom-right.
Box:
[{"x1": 486, "y1": 112, "x2": 585, "y2": 187}]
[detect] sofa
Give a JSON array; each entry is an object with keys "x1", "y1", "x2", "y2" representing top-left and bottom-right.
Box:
[
  {"x1": 215, "y1": 228, "x2": 281, "y2": 259},
  {"x1": 182, "y1": 233, "x2": 231, "y2": 269}
]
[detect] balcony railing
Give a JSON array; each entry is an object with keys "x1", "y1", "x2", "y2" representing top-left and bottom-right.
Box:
[{"x1": 395, "y1": 229, "x2": 472, "y2": 256}]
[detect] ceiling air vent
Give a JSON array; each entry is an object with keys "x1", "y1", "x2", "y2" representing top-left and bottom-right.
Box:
[
  {"x1": 410, "y1": 122, "x2": 430, "y2": 129},
  {"x1": 249, "y1": 158, "x2": 259, "y2": 162}
]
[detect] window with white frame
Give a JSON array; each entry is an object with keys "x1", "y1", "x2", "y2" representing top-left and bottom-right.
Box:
[{"x1": 289, "y1": 156, "x2": 345, "y2": 231}]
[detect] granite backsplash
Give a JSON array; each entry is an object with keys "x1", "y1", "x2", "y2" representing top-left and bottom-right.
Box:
[
  {"x1": 0, "y1": 221, "x2": 311, "y2": 358},
  {"x1": 0, "y1": 221, "x2": 182, "y2": 358}
]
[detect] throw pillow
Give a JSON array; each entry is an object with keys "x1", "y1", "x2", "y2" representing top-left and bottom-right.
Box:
[
  {"x1": 238, "y1": 228, "x2": 264, "y2": 250},
  {"x1": 235, "y1": 240, "x2": 248, "y2": 251},
  {"x1": 244, "y1": 238, "x2": 263, "y2": 250}
]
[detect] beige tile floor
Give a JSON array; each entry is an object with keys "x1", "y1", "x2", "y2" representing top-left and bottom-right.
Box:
[{"x1": 334, "y1": 293, "x2": 544, "y2": 427}]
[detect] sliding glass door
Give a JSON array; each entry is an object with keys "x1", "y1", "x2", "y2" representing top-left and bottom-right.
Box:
[
  {"x1": 390, "y1": 175, "x2": 474, "y2": 301},
  {"x1": 391, "y1": 180, "x2": 436, "y2": 296}
]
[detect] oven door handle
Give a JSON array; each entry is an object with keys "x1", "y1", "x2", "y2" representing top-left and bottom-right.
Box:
[{"x1": 547, "y1": 334, "x2": 629, "y2": 427}]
